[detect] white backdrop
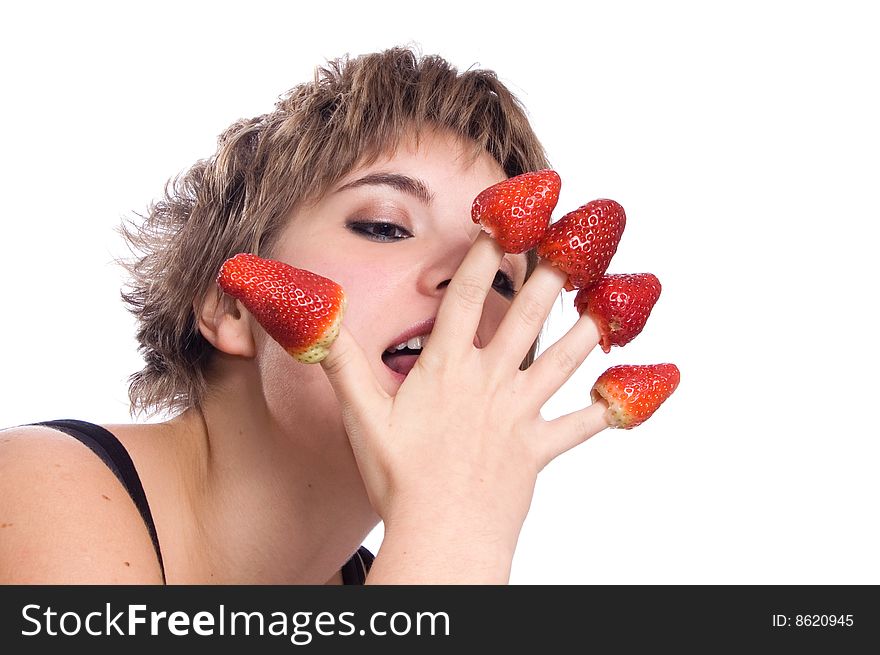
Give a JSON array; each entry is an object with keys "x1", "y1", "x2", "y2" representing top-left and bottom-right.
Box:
[{"x1": 1, "y1": 0, "x2": 877, "y2": 584}]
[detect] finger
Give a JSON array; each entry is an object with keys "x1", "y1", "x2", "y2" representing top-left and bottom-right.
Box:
[
  {"x1": 483, "y1": 258, "x2": 568, "y2": 368},
  {"x1": 320, "y1": 323, "x2": 391, "y2": 420},
  {"x1": 522, "y1": 312, "x2": 601, "y2": 410},
  {"x1": 533, "y1": 400, "x2": 609, "y2": 469},
  {"x1": 428, "y1": 231, "x2": 504, "y2": 357}
]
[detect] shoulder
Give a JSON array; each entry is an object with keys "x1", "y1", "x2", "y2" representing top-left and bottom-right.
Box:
[{"x1": 0, "y1": 424, "x2": 164, "y2": 584}]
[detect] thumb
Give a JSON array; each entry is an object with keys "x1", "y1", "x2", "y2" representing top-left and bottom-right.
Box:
[{"x1": 320, "y1": 323, "x2": 390, "y2": 417}]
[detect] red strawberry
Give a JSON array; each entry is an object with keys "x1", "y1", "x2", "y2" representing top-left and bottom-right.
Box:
[
  {"x1": 217, "y1": 253, "x2": 347, "y2": 364},
  {"x1": 574, "y1": 273, "x2": 662, "y2": 353},
  {"x1": 536, "y1": 198, "x2": 626, "y2": 291},
  {"x1": 471, "y1": 169, "x2": 561, "y2": 254},
  {"x1": 591, "y1": 364, "x2": 680, "y2": 429}
]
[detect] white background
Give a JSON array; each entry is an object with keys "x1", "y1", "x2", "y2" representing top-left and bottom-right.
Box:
[{"x1": 1, "y1": 1, "x2": 877, "y2": 584}]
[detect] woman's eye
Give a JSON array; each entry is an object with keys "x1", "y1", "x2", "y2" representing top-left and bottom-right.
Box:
[
  {"x1": 493, "y1": 270, "x2": 517, "y2": 299},
  {"x1": 348, "y1": 221, "x2": 411, "y2": 241}
]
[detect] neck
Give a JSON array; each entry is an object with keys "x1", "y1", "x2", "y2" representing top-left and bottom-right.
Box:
[{"x1": 165, "y1": 366, "x2": 379, "y2": 584}]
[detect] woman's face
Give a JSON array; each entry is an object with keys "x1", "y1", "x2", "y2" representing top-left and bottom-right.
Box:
[{"x1": 256, "y1": 128, "x2": 528, "y2": 415}]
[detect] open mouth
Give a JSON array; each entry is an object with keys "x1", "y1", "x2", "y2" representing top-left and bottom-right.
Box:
[{"x1": 381, "y1": 333, "x2": 429, "y2": 379}]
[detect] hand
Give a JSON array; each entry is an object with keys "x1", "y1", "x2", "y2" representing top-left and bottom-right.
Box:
[{"x1": 320, "y1": 231, "x2": 608, "y2": 552}]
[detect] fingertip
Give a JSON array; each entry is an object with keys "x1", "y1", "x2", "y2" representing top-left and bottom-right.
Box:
[
  {"x1": 475, "y1": 229, "x2": 505, "y2": 258},
  {"x1": 475, "y1": 228, "x2": 497, "y2": 245},
  {"x1": 534, "y1": 258, "x2": 569, "y2": 287},
  {"x1": 590, "y1": 395, "x2": 612, "y2": 429}
]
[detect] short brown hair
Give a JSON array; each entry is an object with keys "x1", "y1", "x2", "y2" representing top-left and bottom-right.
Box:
[{"x1": 121, "y1": 45, "x2": 551, "y2": 416}]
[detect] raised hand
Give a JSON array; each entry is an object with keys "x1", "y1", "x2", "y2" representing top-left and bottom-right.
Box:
[{"x1": 317, "y1": 232, "x2": 608, "y2": 581}]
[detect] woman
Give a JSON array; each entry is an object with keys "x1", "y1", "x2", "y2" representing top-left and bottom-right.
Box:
[{"x1": 0, "y1": 46, "x2": 609, "y2": 584}]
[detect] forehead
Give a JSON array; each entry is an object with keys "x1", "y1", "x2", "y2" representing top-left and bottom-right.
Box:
[{"x1": 342, "y1": 128, "x2": 505, "y2": 186}]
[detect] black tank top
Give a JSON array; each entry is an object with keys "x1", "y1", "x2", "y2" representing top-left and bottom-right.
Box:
[{"x1": 33, "y1": 419, "x2": 374, "y2": 585}]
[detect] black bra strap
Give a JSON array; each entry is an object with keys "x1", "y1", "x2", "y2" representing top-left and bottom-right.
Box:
[
  {"x1": 35, "y1": 419, "x2": 166, "y2": 583},
  {"x1": 340, "y1": 545, "x2": 375, "y2": 584}
]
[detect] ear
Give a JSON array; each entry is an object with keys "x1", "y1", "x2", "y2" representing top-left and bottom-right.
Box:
[{"x1": 195, "y1": 286, "x2": 256, "y2": 358}]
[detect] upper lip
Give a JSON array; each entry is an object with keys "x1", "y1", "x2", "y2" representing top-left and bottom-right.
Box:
[{"x1": 385, "y1": 318, "x2": 436, "y2": 351}]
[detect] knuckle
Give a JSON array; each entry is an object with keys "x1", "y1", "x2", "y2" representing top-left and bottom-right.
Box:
[
  {"x1": 550, "y1": 344, "x2": 580, "y2": 377},
  {"x1": 452, "y1": 276, "x2": 486, "y2": 308},
  {"x1": 574, "y1": 413, "x2": 592, "y2": 440},
  {"x1": 414, "y1": 349, "x2": 446, "y2": 376},
  {"x1": 515, "y1": 293, "x2": 547, "y2": 327},
  {"x1": 321, "y1": 350, "x2": 350, "y2": 378}
]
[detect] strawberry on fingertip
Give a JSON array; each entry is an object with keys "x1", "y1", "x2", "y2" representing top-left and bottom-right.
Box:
[
  {"x1": 591, "y1": 363, "x2": 680, "y2": 429},
  {"x1": 471, "y1": 169, "x2": 561, "y2": 254},
  {"x1": 575, "y1": 273, "x2": 662, "y2": 353},
  {"x1": 217, "y1": 253, "x2": 347, "y2": 364},
  {"x1": 537, "y1": 198, "x2": 626, "y2": 291}
]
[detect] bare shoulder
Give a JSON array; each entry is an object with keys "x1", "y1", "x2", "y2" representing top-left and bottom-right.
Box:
[{"x1": 0, "y1": 425, "x2": 164, "y2": 584}]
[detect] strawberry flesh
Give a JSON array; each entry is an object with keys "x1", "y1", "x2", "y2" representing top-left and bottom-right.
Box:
[
  {"x1": 575, "y1": 273, "x2": 662, "y2": 353},
  {"x1": 471, "y1": 169, "x2": 561, "y2": 254},
  {"x1": 591, "y1": 363, "x2": 680, "y2": 429},
  {"x1": 537, "y1": 198, "x2": 626, "y2": 291},
  {"x1": 217, "y1": 253, "x2": 346, "y2": 364}
]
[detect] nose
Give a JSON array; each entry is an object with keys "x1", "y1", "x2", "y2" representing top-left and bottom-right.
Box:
[{"x1": 414, "y1": 227, "x2": 481, "y2": 297}]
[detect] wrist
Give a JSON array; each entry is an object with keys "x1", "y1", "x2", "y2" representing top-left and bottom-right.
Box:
[
  {"x1": 384, "y1": 496, "x2": 524, "y2": 555},
  {"x1": 369, "y1": 509, "x2": 520, "y2": 584},
  {"x1": 372, "y1": 524, "x2": 515, "y2": 584}
]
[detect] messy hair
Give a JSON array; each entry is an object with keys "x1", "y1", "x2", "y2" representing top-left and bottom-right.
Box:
[{"x1": 120, "y1": 45, "x2": 552, "y2": 416}]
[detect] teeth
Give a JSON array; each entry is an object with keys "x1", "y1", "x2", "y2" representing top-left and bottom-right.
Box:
[{"x1": 385, "y1": 334, "x2": 430, "y2": 354}]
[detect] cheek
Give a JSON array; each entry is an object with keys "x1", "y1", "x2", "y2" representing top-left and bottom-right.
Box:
[
  {"x1": 332, "y1": 267, "x2": 388, "y2": 325},
  {"x1": 326, "y1": 260, "x2": 410, "y2": 337}
]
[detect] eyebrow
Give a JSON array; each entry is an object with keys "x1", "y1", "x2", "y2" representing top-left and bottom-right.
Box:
[{"x1": 334, "y1": 172, "x2": 435, "y2": 206}]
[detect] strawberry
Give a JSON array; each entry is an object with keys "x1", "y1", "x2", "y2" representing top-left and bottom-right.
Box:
[
  {"x1": 574, "y1": 273, "x2": 662, "y2": 353},
  {"x1": 591, "y1": 364, "x2": 680, "y2": 429},
  {"x1": 536, "y1": 198, "x2": 626, "y2": 291},
  {"x1": 471, "y1": 169, "x2": 561, "y2": 254},
  {"x1": 217, "y1": 253, "x2": 347, "y2": 364}
]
